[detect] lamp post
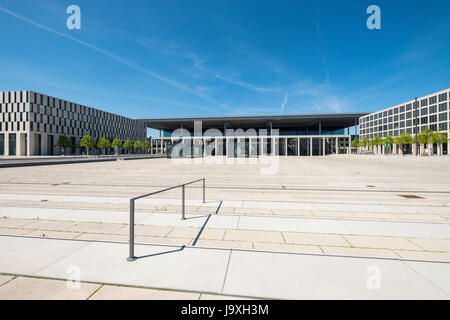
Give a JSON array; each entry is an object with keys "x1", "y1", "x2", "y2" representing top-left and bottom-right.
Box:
[{"x1": 414, "y1": 97, "x2": 418, "y2": 156}]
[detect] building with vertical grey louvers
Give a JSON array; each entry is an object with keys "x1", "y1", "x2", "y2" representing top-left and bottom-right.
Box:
[
  {"x1": 359, "y1": 88, "x2": 449, "y2": 155},
  {"x1": 0, "y1": 91, "x2": 146, "y2": 156}
]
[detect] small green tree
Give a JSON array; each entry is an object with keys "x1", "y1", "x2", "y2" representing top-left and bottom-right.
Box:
[
  {"x1": 111, "y1": 136, "x2": 122, "y2": 155},
  {"x1": 134, "y1": 140, "x2": 143, "y2": 153},
  {"x1": 57, "y1": 134, "x2": 71, "y2": 155},
  {"x1": 351, "y1": 138, "x2": 360, "y2": 148},
  {"x1": 97, "y1": 137, "x2": 110, "y2": 155},
  {"x1": 361, "y1": 137, "x2": 368, "y2": 148},
  {"x1": 418, "y1": 127, "x2": 434, "y2": 156},
  {"x1": 383, "y1": 135, "x2": 394, "y2": 155},
  {"x1": 372, "y1": 135, "x2": 382, "y2": 154},
  {"x1": 123, "y1": 139, "x2": 134, "y2": 154},
  {"x1": 395, "y1": 131, "x2": 414, "y2": 155},
  {"x1": 79, "y1": 132, "x2": 94, "y2": 156},
  {"x1": 432, "y1": 131, "x2": 448, "y2": 156},
  {"x1": 144, "y1": 140, "x2": 151, "y2": 153}
]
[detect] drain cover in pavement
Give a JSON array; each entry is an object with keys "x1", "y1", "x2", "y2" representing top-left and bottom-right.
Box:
[{"x1": 398, "y1": 195, "x2": 424, "y2": 199}]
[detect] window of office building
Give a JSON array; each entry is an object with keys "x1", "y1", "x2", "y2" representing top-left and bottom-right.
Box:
[
  {"x1": 429, "y1": 105, "x2": 437, "y2": 114},
  {"x1": 400, "y1": 113, "x2": 405, "y2": 120},
  {"x1": 421, "y1": 117, "x2": 428, "y2": 124},
  {"x1": 406, "y1": 112, "x2": 412, "y2": 119},
  {"x1": 0, "y1": 134, "x2": 4, "y2": 156},
  {"x1": 439, "y1": 123, "x2": 448, "y2": 131},
  {"x1": 406, "y1": 120, "x2": 412, "y2": 127},
  {"x1": 439, "y1": 113, "x2": 448, "y2": 122},
  {"x1": 8, "y1": 133, "x2": 16, "y2": 156},
  {"x1": 421, "y1": 108, "x2": 428, "y2": 116},
  {"x1": 439, "y1": 93, "x2": 448, "y2": 102},
  {"x1": 430, "y1": 96, "x2": 437, "y2": 104},
  {"x1": 430, "y1": 124, "x2": 437, "y2": 131},
  {"x1": 394, "y1": 108, "x2": 399, "y2": 114},
  {"x1": 400, "y1": 105, "x2": 405, "y2": 113},
  {"x1": 394, "y1": 115, "x2": 398, "y2": 122},
  {"x1": 430, "y1": 115, "x2": 437, "y2": 123},
  {"x1": 421, "y1": 99, "x2": 428, "y2": 107},
  {"x1": 439, "y1": 103, "x2": 448, "y2": 112}
]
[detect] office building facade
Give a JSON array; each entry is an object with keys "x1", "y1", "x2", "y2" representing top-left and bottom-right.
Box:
[
  {"x1": 0, "y1": 91, "x2": 146, "y2": 156},
  {"x1": 359, "y1": 88, "x2": 450, "y2": 155}
]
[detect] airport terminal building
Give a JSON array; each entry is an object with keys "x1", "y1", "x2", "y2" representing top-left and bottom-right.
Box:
[
  {"x1": 142, "y1": 114, "x2": 364, "y2": 157},
  {"x1": 1, "y1": 88, "x2": 449, "y2": 157},
  {"x1": 0, "y1": 91, "x2": 146, "y2": 156}
]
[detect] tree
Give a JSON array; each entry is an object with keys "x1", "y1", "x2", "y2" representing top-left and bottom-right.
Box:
[
  {"x1": 123, "y1": 139, "x2": 134, "y2": 154},
  {"x1": 394, "y1": 131, "x2": 414, "y2": 155},
  {"x1": 79, "y1": 132, "x2": 94, "y2": 155},
  {"x1": 372, "y1": 135, "x2": 382, "y2": 154},
  {"x1": 432, "y1": 131, "x2": 448, "y2": 156},
  {"x1": 111, "y1": 137, "x2": 122, "y2": 155},
  {"x1": 134, "y1": 140, "x2": 143, "y2": 153},
  {"x1": 361, "y1": 137, "x2": 368, "y2": 148},
  {"x1": 383, "y1": 135, "x2": 394, "y2": 155},
  {"x1": 417, "y1": 127, "x2": 433, "y2": 156},
  {"x1": 351, "y1": 138, "x2": 360, "y2": 148},
  {"x1": 57, "y1": 134, "x2": 71, "y2": 155},
  {"x1": 144, "y1": 140, "x2": 151, "y2": 154},
  {"x1": 97, "y1": 137, "x2": 110, "y2": 155}
]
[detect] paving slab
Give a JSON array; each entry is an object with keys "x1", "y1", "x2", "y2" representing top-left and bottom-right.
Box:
[
  {"x1": 320, "y1": 246, "x2": 398, "y2": 259},
  {"x1": 283, "y1": 232, "x2": 350, "y2": 247},
  {"x1": 253, "y1": 242, "x2": 323, "y2": 255},
  {"x1": 0, "y1": 218, "x2": 36, "y2": 228},
  {"x1": 193, "y1": 239, "x2": 253, "y2": 250},
  {"x1": 66, "y1": 222, "x2": 125, "y2": 234},
  {"x1": 0, "y1": 228, "x2": 33, "y2": 236},
  {"x1": 222, "y1": 250, "x2": 450, "y2": 299},
  {"x1": 224, "y1": 229, "x2": 284, "y2": 243},
  {"x1": 404, "y1": 261, "x2": 450, "y2": 296},
  {"x1": 26, "y1": 230, "x2": 83, "y2": 240},
  {"x1": 167, "y1": 227, "x2": 201, "y2": 239},
  {"x1": 116, "y1": 225, "x2": 173, "y2": 237},
  {"x1": 344, "y1": 235, "x2": 423, "y2": 251},
  {"x1": 0, "y1": 274, "x2": 14, "y2": 286},
  {"x1": 0, "y1": 277, "x2": 100, "y2": 300},
  {"x1": 33, "y1": 240, "x2": 231, "y2": 294},
  {"x1": 0, "y1": 207, "x2": 71, "y2": 220},
  {"x1": 394, "y1": 251, "x2": 450, "y2": 263},
  {"x1": 22, "y1": 220, "x2": 78, "y2": 231},
  {"x1": 90, "y1": 285, "x2": 200, "y2": 300},
  {"x1": 406, "y1": 238, "x2": 450, "y2": 252},
  {"x1": 0, "y1": 236, "x2": 90, "y2": 275}
]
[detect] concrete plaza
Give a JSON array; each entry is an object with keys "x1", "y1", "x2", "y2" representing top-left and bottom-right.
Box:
[{"x1": 0, "y1": 155, "x2": 449, "y2": 299}]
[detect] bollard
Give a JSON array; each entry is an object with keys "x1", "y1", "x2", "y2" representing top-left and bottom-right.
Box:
[{"x1": 127, "y1": 199, "x2": 137, "y2": 262}]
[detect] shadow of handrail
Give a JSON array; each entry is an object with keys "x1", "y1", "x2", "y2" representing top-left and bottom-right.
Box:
[
  {"x1": 136, "y1": 245, "x2": 186, "y2": 260},
  {"x1": 191, "y1": 214, "x2": 211, "y2": 247}
]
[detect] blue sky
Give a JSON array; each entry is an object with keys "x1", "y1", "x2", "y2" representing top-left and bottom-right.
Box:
[{"x1": 0, "y1": 0, "x2": 449, "y2": 123}]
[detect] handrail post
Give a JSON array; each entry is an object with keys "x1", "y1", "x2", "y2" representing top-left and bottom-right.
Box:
[
  {"x1": 181, "y1": 185, "x2": 186, "y2": 220},
  {"x1": 127, "y1": 199, "x2": 137, "y2": 262},
  {"x1": 203, "y1": 178, "x2": 206, "y2": 203}
]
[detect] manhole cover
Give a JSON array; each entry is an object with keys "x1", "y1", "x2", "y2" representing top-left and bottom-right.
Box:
[{"x1": 398, "y1": 195, "x2": 424, "y2": 199}]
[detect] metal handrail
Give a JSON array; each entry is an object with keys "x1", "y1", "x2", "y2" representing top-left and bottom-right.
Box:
[{"x1": 127, "y1": 178, "x2": 206, "y2": 261}]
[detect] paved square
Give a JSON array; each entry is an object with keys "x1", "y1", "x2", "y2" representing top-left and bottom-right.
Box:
[{"x1": 0, "y1": 156, "x2": 449, "y2": 299}]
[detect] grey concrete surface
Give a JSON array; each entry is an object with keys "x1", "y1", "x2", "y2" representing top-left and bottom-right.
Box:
[{"x1": 0, "y1": 236, "x2": 449, "y2": 300}]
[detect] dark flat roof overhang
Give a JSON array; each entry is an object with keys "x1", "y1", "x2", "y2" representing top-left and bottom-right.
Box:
[{"x1": 138, "y1": 113, "x2": 370, "y2": 131}]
